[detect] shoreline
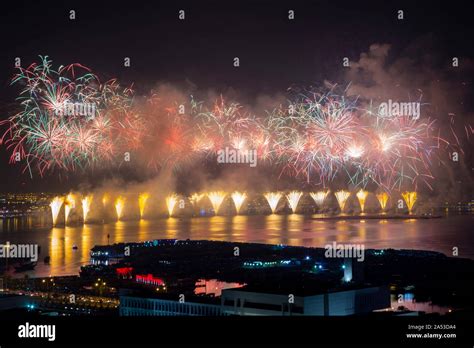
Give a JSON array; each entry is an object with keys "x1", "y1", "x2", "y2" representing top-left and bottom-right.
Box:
[
  {"x1": 4, "y1": 239, "x2": 472, "y2": 315},
  {"x1": 5, "y1": 239, "x2": 469, "y2": 280},
  {"x1": 310, "y1": 214, "x2": 443, "y2": 220}
]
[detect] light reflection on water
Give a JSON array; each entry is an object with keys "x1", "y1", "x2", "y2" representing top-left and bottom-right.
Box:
[{"x1": 0, "y1": 214, "x2": 472, "y2": 277}]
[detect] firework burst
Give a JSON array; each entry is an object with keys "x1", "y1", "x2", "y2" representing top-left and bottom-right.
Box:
[{"x1": 1, "y1": 58, "x2": 462, "y2": 198}]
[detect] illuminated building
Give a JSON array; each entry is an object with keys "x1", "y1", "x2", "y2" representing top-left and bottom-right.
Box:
[
  {"x1": 120, "y1": 296, "x2": 224, "y2": 316},
  {"x1": 221, "y1": 286, "x2": 390, "y2": 316},
  {"x1": 194, "y1": 279, "x2": 245, "y2": 297},
  {"x1": 135, "y1": 274, "x2": 165, "y2": 287},
  {"x1": 119, "y1": 286, "x2": 390, "y2": 316},
  {"x1": 116, "y1": 267, "x2": 133, "y2": 279}
]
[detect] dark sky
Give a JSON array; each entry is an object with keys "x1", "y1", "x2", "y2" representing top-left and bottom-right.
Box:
[{"x1": 0, "y1": 0, "x2": 473, "y2": 192}]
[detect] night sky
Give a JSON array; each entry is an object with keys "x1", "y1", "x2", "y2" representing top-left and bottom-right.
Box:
[{"x1": 0, "y1": 0, "x2": 473, "y2": 192}]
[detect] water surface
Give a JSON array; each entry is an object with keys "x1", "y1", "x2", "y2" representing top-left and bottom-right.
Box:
[{"x1": 1, "y1": 214, "x2": 472, "y2": 277}]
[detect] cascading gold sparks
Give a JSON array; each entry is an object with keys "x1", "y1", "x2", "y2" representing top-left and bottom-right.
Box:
[
  {"x1": 50, "y1": 196, "x2": 64, "y2": 226},
  {"x1": 335, "y1": 190, "x2": 350, "y2": 213},
  {"x1": 46, "y1": 188, "x2": 419, "y2": 228},
  {"x1": 286, "y1": 191, "x2": 303, "y2": 213},
  {"x1": 207, "y1": 191, "x2": 226, "y2": 214},
  {"x1": 64, "y1": 193, "x2": 76, "y2": 224},
  {"x1": 138, "y1": 193, "x2": 149, "y2": 218},
  {"x1": 166, "y1": 194, "x2": 178, "y2": 216},
  {"x1": 402, "y1": 191, "x2": 417, "y2": 214},
  {"x1": 376, "y1": 192, "x2": 389, "y2": 212},
  {"x1": 102, "y1": 193, "x2": 109, "y2": 207},
  {"x1": 81, "y1": 195, "x2": 93, "y2": 223},
  {"x1": 310, "y1": 190, "x2": 329, "y2": 207},
  {"x1": 115, "y1": 196, "x2": 125, "y2": 220},
  {"x1": 231, "y1": 192, "x2": 247, "y2": 214},
  {"x1": 190, "y1": 193, "x2": 203, "y2": 207},
  {"x1": 264, "y1": 192, "x2": 282, "y2": 214},
  {"x1": 356, "y1": 189, "x2": 369, "y2": 213}
]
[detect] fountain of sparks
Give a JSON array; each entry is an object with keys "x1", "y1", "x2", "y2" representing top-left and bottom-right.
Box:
[
  {"x1": 82, "y1": 195, "x2": 93, "y2": 223},
  {"x1": 335, "y1": 190, "x2": 350, "y2": 213},
  {"x1": 231, "y1": 192, "x2": 247, "y2": 214},
  {"x1": 356, "y1": 189, "x2": 369, "y2": 214},
  {"x1": 402, "y1": 191, "x2": 417, "y2": 214},
  {"x1": 264, "y1": 192, "x2": 282, "y2": 214},
  {"x1": 115, "y1": 196, "x2": 125, "y2": 220},
  {"x1": 166, "y1": 194, "x2": 179, "y2": 217},
  {"x1": 207, "y1": 191, "x2": 226, "y2": 215},
  {"x1": 138, "y1": 193, "x2": 149, "y2": 219},
  {"x1": 310, "y1": 190, "x2": 329, "y2": 208},
  {"x1": 50, "y1": 196, "x2": 64, "y2": 226},
  {"x1": 376, "y1": 192, "x2": 389, "y2": 212},
  {"x1": 286, "y1": 191, "x2": 303, "y2": 214}
]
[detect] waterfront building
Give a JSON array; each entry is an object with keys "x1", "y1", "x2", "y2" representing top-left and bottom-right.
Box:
[{"x1": 119, "y1": 286, "x2": 390, "y2": 316}]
